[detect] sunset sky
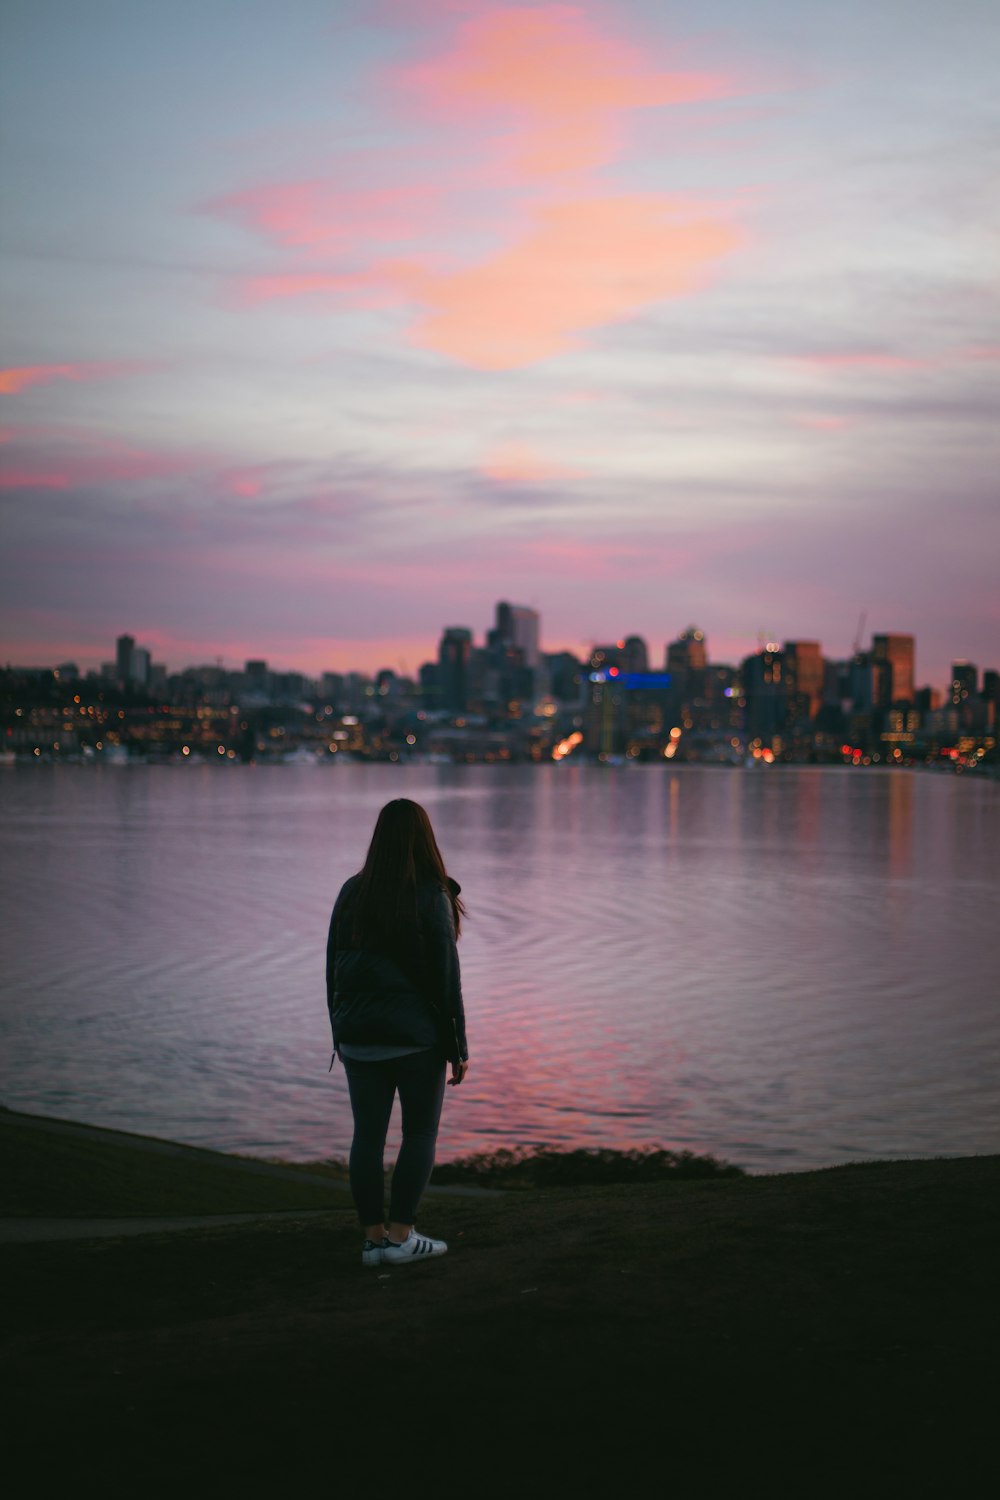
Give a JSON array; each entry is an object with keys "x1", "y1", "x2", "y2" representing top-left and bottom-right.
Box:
[{"x1": 2, "y1": 0, "x2": 998, "y2": 688}]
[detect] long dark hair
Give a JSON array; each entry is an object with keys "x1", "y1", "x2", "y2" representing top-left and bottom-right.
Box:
[{"x1": 349, "y1": 798, "x2": 464, "y2": 947}]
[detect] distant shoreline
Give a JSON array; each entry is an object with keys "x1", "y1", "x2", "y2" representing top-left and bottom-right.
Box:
[{"x1": 2, "y1": 751, "x2": 996, "y2": 777}]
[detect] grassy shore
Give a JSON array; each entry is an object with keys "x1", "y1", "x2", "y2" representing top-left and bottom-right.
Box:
[{"x1": 3, "y1": 1111, "x2": 998, "y2": 1494}]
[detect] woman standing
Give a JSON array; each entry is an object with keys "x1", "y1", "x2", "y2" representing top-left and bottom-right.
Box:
[{"x1": 326, "y1": 798, "x2": 469, "y2": 1266}]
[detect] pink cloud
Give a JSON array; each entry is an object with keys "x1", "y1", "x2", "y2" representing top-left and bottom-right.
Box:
[
  {"x1": 480, "y1": 441, "x2": 583, "y2": 484},
  {"x1": 238, "y1": 268, "x2": 398, "y2": 307},
  {"x1": 793, "y1": 414, "x2": 854, "y2": 431},
  {"x1": 0, "y1": 431, "x2": 201, "y2": 492},
  {"x1": 0, "y1": 362, "x2": 147, "y2": 395},
  {"x1": 789, "y1": 345, "x2": 1000, "y2": 376},
  {"x1": 791, "y1": 352, "x2": 934, "y2": 372},
  {"x1": 221, "y1": 468, "x2": 266, "y2": 498},
  {"x1": 521, "y1": 535, "x2": 686, "y2": 581},
  {"x1": 394, "y1": 195, "x2": 743, "y2": 367},
  {"x1": 213, "y1": 6, "x2": 753, "y2": 367},
  {"x1": 395, "y1": 6, "x2": 734, "y2": 177},
  {"x1": 210, "y1": 180, "x2": 444, "y2": 252},
  {"x1": 954, "y1": 344, "x2": 1000, "y2": 362},
  {"x1": 0, "y1": 468, "x2": 72, "y2": 491},
  {"x1": 238, "y1": 196, "x2": 744, "y2": 363}
]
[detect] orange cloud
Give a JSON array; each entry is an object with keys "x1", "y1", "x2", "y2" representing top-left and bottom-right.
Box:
[
  {"x1": 211, "y1": 180, "x2": 443, "y2": 251},
  {"x1": 0, "y1": 362, "x2": 143, "y2": 395},
  {"x1": 217, "y1": 5, "x2": 750, "y2": 366},
  {"x1": 395, "y1": 195, "x2": 742, "y2": 367},
  {"x1": 480, "y1": 441, "x2": 583, "y2": 484},
  {"x1": 397, "y1": 5, "x2": 732, "y2": 176}
]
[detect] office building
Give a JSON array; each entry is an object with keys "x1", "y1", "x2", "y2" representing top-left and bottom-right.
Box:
[
  {"x1": 872, "y1": 634, "x2": 915, "y2": 704},
  {"x1": 116, "y1": 634, "x2": 135, "y2": 686},
  {"x1": 439, "y1": 627, "x2": 473, "y2": 713},
  {"x1": 784, "y1": 641, "x2": 824, "y2": 721},
  {"x1": 490, "y1": 601, "x2": 540, "y2": 668},
  {"x1": 950, "y1": 662, "x2": 977, "y2": 705}
]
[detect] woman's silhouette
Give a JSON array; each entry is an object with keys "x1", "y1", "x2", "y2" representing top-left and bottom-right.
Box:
[{"x1": 326, "y1": 798, "x2": 469, "y2": 1265}]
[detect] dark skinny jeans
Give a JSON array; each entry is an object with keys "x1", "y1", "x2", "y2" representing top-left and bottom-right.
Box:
[{"x1": 342, "y1": 1048, "x2": 447, "y2": 1226}]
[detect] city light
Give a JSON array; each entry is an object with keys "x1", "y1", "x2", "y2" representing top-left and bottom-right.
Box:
[{"x1": 1, "y1": 612, "x2": 995, "y2": 770}]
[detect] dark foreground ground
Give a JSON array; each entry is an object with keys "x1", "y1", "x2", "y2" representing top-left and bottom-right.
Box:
[{"x1": 3, "y1": 1111, "x2": 998, "y2": 1496}]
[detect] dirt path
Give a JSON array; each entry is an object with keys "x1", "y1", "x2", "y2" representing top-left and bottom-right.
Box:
[
  {"x1": 1, "y1": 1107, "x2": 500, "y2": 1237},
  {"x1": 0, "y1": 1209, "x2": 337, "y2": 1244}
]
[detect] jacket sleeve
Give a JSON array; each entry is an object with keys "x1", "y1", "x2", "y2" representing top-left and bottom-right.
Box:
[
  {"x1": 325, "y1": 905, "x2": 338, "y2": 1045},
  {"x1": 422, "y1": 887, "x2": 468, "y2": 1063}
]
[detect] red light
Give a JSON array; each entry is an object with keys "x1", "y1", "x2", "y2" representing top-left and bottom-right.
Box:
[{"x1": 609, "y1": 667, "x2": 619, "y2": 677}]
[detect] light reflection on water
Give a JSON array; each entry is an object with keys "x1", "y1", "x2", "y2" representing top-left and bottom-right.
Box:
[{"x1": 0, "y1": 763, "x2": 997, "y2": 1173}]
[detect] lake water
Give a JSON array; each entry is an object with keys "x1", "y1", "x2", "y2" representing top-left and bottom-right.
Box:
[{"x1": 0, "y1": 763, "x2": 997, "y2": 1174}]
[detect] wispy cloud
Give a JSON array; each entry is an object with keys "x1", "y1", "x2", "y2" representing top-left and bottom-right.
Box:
[
  {"x1": 479, "y1": 440, "x2": 583, "y2": 485},
  {"x1": 0, "y1": 362, "x2": 149, "y2": 396},
  {"x1": 212, "y1": 4, "x2": 752, "y2": 367},
  {"x1": 393, "y1": 5, "x2": 732, "y2": 178}
]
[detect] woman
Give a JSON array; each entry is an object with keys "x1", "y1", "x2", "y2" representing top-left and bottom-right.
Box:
[{"x1": 326, "y1": 798, "x2": 469, "y2": 1266}]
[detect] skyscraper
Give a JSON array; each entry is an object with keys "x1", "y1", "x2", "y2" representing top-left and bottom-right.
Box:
[
  {"x1": 665, "y1": 626, "x2": 707, "y2": 712},
  {"x1": 784, "y1": 641, "x2": 824, "y2": 721},
  {"x1": 438, "y1": 627, "x2": 472, "y2": 712},
  {"x1": 492, "y1": 601, "x2": 540, "y2": 668},
  {"x1": 950, "y1": 661, "x2": 977, "y2": 705},
  {"x1": 665, "y1": 626, "x2": 707, "y2": 676},
  {"x1": 115, "y1": 634, "x2": 134, "y2": 686},
  {"x1": 872, "y1": 634, "x2": 915, "y2": 704}
]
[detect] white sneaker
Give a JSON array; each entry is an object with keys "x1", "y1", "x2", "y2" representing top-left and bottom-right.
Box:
[
  {"x1": 361, "y1": 1238, "x2": 385, "y2": 1267},
  {"x1": 381, "y1": 1230, "x2": 447, "y2": 1264}
]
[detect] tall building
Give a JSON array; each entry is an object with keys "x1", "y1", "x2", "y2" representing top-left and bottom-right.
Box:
[
  {"x1": 784, "y1": 641, "x2": 824, "y2": 721},
  {"x1": 438, "y1": 627, "x2": 473, "y2": 713},
  {"x1": 950, "y1": 661, "x2": 977, "y2": 705},
  {"x1": 115, "y1": 634, "x2": 135, "y2": 686},
  {"x1": 872, "y1": 634, "x2": 915, "y2": 704},
  {"x1": 130, "y1": 647, "x2": 151, "y2": 688},
  {"x1": 665, "y1": 626, "x2": 707, "y2": 677},
  {"x1": 741, "y1": 646, "x2": 784, "y2": 742},
  {"x1": 491, "y1": 601, "x2": 540, "y2": 668},
  {"x1": 545, "y1": 651, "x2": 584, "y2": 703},
  {"x1": 244, "y1": 660, "x2": 271, "y2": 701},
  {"x1": 665, "y1": 627, "x2": 708, "y2": 714},
  {"x1": 622, "y1": 636, "x2": 649, "y2": 673}
]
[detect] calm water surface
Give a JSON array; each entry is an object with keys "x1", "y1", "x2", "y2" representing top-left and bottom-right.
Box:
[{"x1": 1, "y1": 763, "x2": 997, "y2": 1172}]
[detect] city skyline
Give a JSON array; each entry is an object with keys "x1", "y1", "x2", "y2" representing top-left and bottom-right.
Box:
[
  {"x1": 2, "y1": 1, "x2": 998, "y2": 690},
  {"x1": 22, "y1": 611, "x2": 995, "y2": 704}
]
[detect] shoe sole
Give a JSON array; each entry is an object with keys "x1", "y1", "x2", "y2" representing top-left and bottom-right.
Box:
[{"x1": 381, "y1": 1247, "x2": 447, "y2": 1264}]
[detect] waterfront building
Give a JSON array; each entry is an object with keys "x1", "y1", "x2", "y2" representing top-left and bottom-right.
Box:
[
  {"x1": 491, "y1": 600, "x2": 540, "y2": 668},
  {"x1": 130, "y1": 647, "x2": 150, "y2": 688},
  {"x1": 438, "y1": 627, "x2": 473, "y2": 713},
  {"x1": 742, "y1": 645, "x2": 785, "y2": 745},
  {"x1": 665, "y1": 626, "x2": 707, "y2": 678},
  {"x1": 784, "y1": 641, "x2": 824, "y2": 722},
  {"x1": 622, "y1": 636, "x2": 649, "y2": 673},
  {"x1": 544, "y1": 651, "x2": 584, "y2": 704},
  {"x1": 950, "y1": 662, "x2": 977, "y2": 705},
  {"x1": 872, "y1": 633, "x2": 915, "y2": 704},
  {"x1": 115, "y1": 634, "x2": 135, "y2": 687}
]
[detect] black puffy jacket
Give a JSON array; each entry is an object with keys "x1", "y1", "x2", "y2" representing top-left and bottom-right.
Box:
[{"x1": 326, "y1": 874, "x2": 468, "y2": 1065}]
